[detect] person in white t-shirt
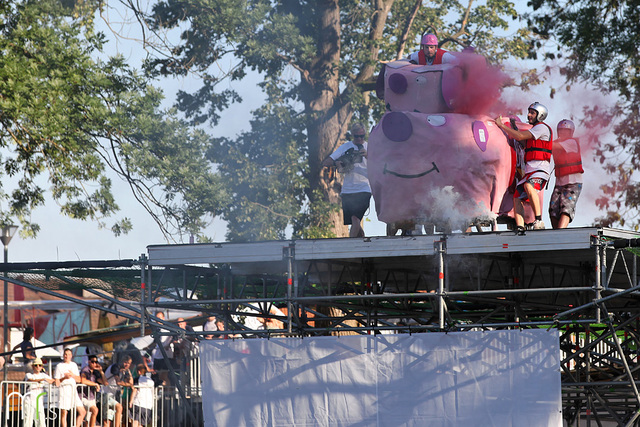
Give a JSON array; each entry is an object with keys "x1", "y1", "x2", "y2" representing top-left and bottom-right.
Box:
[
  {"x1": 129, "y1": 364, "x2": 155, "y2": 427},
  {"x1": 495, "y1": 102, "x2": 553, "y2": 231},
  {"x1": 322, "y1": 123, "x2": 372, "y2": 237},
  {"x1": 54, "y1": 348, "x2": 87, "y2": 427},
  {"x1": 23, "y1": 358, "x2": 54, "y2": 427}
]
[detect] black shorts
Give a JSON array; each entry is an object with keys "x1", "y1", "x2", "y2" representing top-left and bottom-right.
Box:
[
  {"x1": 130, "y1": 405, "x2": 152, "y2": 425},
  {"x1": 341, "y1": 192, "x2": 371, "y2": 225}
]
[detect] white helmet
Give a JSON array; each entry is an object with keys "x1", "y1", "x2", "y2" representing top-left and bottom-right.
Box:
[
  {"x1": 557, "y1": 119, "x2": 575, "y2": 134},
  {"x1": 528, "y1": 102, "x2": 548, "y2": 122}
]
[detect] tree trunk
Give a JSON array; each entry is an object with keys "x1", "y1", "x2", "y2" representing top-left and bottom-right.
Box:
[
  {"x1": 303, "y1": 0, "x2": 395, "y2": 237},
  {"x1": 303, "y1": 0, "x2": 351, "y2": 237}
]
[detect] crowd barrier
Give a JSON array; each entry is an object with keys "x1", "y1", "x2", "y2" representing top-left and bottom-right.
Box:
[{"x1": 0, "y1": 381, "x2": 200, "y2": 427}]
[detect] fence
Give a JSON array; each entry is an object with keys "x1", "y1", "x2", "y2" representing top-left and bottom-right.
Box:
[{"x1": 1, "y1": 381, "x2": 201, "y2": 427}]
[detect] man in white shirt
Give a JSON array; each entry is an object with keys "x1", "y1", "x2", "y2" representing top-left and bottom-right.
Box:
[
  {"x1": 322, "y1": 123, "x2": 371, "y2": 237},
  {"x1": 54, "y1": 348, "x2": 87, "y2": 427},
  {"x1": 129, "y1": 364, "x2": 155, "y2": 427},
  {"x1": 495, "y1": 102, "x2": 553, "y2": 231},
  {"x1": 24, "y1": 358, "x2": 54, "y2": 427}
]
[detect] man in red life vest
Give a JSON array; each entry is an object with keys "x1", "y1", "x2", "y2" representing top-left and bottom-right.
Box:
[
  {"x1": 408, "y1": 33, "x2": 457, "y2": 65},
  {"x1": 549, "y1": 119, "x2": 583, "y2": 228},
  {"x1": 495, "y1": 102, "x2": 553, "y2": 232}
]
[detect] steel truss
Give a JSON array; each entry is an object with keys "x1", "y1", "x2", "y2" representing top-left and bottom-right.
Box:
[
  {"x1": 4, "y1": 227, "x2": 640, "y2": 425},
  {"x1": 143, "y1": 227, "x2": 640, "y2": 425}
]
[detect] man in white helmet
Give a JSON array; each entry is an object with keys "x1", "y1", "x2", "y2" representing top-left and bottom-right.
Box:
[
  {"x1": 495, "y1": 102, "x2": 553, "y2": 231},
  {"x1": 408, "y1": 33, "x2": 458, "y2": 65},
  {"x1": 549, "y1": 119, "x2": 583, "y2": 228}
]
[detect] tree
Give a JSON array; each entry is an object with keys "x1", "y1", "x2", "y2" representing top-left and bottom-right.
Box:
[
  {"x1": 527, "y1": 0, "x2": 640, "y2": 229},
  {"x1": 0, "y1": 0, "x2": 226, "y2": 240},
  {"x1": 128, "y1": 0, "x2": 535, "y2": 240}
]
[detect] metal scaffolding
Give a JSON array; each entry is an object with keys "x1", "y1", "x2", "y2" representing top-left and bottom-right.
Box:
[{"x1": 3, "y1": 226, "x2": 640, "y2": 425}]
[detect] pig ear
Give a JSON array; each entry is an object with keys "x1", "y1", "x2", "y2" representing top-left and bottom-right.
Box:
[{"x1": 381, "y1": 112, "x2": 413, "y2": 142}]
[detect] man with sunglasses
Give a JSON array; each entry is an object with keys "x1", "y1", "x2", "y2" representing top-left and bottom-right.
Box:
[
  {"x1": 24, "y1": 358, "x2": 54, "y2": 427},
  {"x1": 79, "y1": 355, "x2": 103, "y2": 427},
  {"x1": 322, "y1": 123, "x2": 371, "y2": 238}
]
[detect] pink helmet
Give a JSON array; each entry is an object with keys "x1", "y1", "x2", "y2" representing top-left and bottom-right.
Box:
[
  {"x1": 557, "y1": 119, "x2": 575, "y2": 134},
  {"x1": 421, "y1": 34, "x2": 438, "y2": 46}
]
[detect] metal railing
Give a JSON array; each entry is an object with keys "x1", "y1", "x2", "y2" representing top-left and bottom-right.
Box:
[{"x1": 0, "y1": 381, "x2": 201, "y2": 427}]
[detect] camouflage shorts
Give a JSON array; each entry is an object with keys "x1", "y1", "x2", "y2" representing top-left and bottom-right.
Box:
[{"x1": 549, "y1": 183, "x2": 582, "y2": 221}]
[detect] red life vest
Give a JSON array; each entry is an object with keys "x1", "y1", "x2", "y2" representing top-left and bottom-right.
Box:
[
  {"x1": 553, "y1": 138, "x2": 584, "y2": 177},
  {"x1": 418, "y1": 49, "x2": 446, "y2": 65},
  {"x1": 524, "y1": 122, "x2": 553, "y2": 162}
]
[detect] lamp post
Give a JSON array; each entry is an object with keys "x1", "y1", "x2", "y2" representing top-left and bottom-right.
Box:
[{"x1": 1, "y1": 224, "x2": 18, "y2": 381}]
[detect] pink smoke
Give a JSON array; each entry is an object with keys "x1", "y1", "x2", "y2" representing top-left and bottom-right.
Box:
[{"x1": 451, "y1": 52, "x2": 510, "y2": 116}]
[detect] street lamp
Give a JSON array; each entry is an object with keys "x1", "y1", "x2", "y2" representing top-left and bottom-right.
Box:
[{"x1": 1, "y1": 224, "x2": 18, "y2": 381}]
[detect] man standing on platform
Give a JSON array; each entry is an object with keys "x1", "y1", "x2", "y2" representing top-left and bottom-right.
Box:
[
  {"x1": 322, "y1": 123, "x2": 371, "y2": 238},
  {"x1": 549, "y1": 119, "x2": 583, "y2": 228},
  {"x1": 495, "y1": 102, "x2": 553, "y2": 232}
]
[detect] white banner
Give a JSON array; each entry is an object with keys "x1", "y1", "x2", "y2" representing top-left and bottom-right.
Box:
[{"x1": 200, "y1": 330, "x2": 561, "y2": 426}]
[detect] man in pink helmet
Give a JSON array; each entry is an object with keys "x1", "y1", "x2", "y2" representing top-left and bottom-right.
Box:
[{"x1": 408, "y1": 33, "x2": 457, "y2": 65}]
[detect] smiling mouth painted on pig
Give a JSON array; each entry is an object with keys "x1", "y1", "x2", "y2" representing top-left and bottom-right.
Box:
[{"x1": 383, "y1": 162, "x2": 440, "y2": 178}]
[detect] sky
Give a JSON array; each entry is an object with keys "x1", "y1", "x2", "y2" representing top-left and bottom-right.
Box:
[{"x1": 4, "y1": 3, "x2": 615, "y2": 263}]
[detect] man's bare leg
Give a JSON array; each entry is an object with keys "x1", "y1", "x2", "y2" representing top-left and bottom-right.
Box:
[
  {"x1": 76, "y1": 405, "x2": 87, "y2": 427},
  {"x1": 349, "y1": 215, "x2": 364, "y2": 237},
  {"x1": 557, "y1": 213, "x2": 570, "y2": 228},
  {"x1": 523, "y1": 182, "x2": 542, "y2": 217},
  {"x1": 514, "y1": 197, "x2": 525, "y2": 228},
  {"x1": 89, "y1": 406, "x2": 98, "y2": 427}
]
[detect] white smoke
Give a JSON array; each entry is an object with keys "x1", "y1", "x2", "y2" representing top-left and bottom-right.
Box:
[{"x1": 416, "y1": 186, "x2": 496, "y2": 232}]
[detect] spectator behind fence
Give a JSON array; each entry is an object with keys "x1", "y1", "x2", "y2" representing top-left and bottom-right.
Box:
[
  {"x1": 96, "y1": 358, "x2": 123, "y2": 427},
  {"x1": 79, "y1": 355, "x2": 103, "y2": 427},
  {"x1": 203, "y1": 315, "x2": 217, "y2": 339},
  {"x1": 129, "y1": 364, "x2": 155, "y2": 427},
  {"x1": 106, "y1": 356, "x2": 134, "y2": 399},
  {"x1": 119, "y1": 355, "x2": 136, "y2": 424},
  {"x1": 173, "y1": 317, "x2": 196, "y2": 370},
  {"x1": 151, "y1": 311, "x2": 173, "y2": 385},
  {"x1": 54, "y1": 348, "x2": 87, "y2": 427},
  {"x1": 23, "y1": 357, "x2": 54, "y2": 427}
]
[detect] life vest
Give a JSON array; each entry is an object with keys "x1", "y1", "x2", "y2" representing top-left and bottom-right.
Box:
[
  {"x1": 524, "y1": 122, "x2": 553, "y2": 162},
  {"x1": 417, "y1": 49, "x2": 446, "y2": 65},
  {"x1": 553, "y1": 138, "x2": 584, "y2": 177}
]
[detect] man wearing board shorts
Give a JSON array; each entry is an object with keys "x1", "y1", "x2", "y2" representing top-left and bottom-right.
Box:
[
  {"x1": 322, "y1": 122, "x2": 372, "y2": 238},
  {"x1": 549, "y1": 119, "x2": 583, "y2": 228}
]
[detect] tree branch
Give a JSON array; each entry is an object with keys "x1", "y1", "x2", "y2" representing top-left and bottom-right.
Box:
[{"x1": 395, "y1": 0, "x2": 421, "y2": 60}]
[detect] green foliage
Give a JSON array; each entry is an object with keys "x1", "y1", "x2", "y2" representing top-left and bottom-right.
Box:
[
  {"x1": 528, "y1": 0, "x2": 640, "y2": 229},
  {"x1": 0, "y1": 0, "x2": 225, "y2": 239},
  {"x1": 209, "y1": 79, "x2": 306, "y2": 242},
  {"x1": 134, "y1": 0, "x2": 537, "y2": 241}
]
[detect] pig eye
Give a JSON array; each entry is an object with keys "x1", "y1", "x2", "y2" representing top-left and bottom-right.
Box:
[
  {"x1": 382, "y1": 112, "x2": 413, "y2": 142},
  {"x1": 426, "y1": 115, "x2": 446, "y2": 126},
  {"x1": 415, "y1": 76, "x2": 427, "y2": 84}
]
